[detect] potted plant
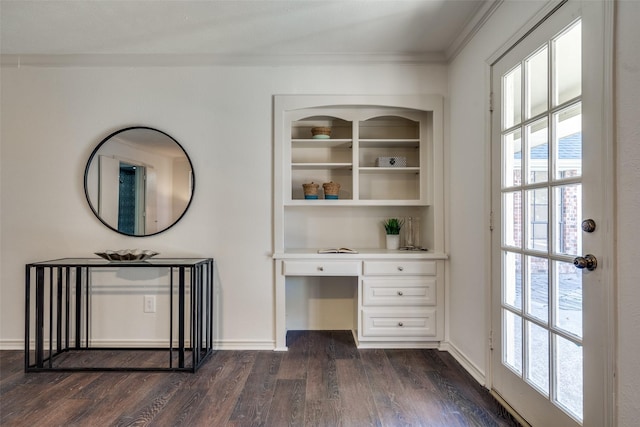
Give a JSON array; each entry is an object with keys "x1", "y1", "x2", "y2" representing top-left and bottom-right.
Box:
[{"x1": 382, "y1": 218, "x2": 404, "y2": 250}]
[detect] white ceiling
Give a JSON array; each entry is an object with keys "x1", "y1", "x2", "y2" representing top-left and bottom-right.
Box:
[{"x1": 0, "y1": 0, "x2": 497, "y2": 66}]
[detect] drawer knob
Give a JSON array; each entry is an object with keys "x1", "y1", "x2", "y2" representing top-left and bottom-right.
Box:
[
  {"x1": 397, "y1": 291, "x2": 404, "y2": 296},
  {"x1": 398, "y1": 322, "x2": 404, "y2": 327},
  {"x1": 397, "y1": 266, "x2": 404, "y2": 271},
  {"x1": 318, "y1": 266, "x2": 324, "y2": 271}
]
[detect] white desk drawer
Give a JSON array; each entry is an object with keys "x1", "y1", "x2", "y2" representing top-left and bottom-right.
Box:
[
  {"x1": 362, "y1": 278, "x2": 436, "y2": 306},
  {"x1": 363, "y1": 260, "x2": 436, "y2": 276},
  {"x1": 361, "y1": 308, "x2": 437, "y2": 337},
  {"x1": 283, "y1": 260, "x2": 361, "y2": 276}
]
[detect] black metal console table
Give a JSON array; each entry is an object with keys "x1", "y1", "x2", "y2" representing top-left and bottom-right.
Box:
[{"x1": 25, "y1": 258, "x2": 214, "y2": 372}]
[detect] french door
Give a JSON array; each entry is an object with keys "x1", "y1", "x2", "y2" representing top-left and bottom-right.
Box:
[{"x1": 490, "y1": 1, "x2": 613, "y2": 425}]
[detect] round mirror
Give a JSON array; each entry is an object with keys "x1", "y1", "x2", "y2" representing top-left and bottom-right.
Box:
[{"x1": 84, "y1": 127, "x2": 195, "y2": 236}]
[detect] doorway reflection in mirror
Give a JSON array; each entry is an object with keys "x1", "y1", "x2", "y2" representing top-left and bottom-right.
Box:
[{"x1": 85, "y1": 127, "x2": 194, "y2": 236}]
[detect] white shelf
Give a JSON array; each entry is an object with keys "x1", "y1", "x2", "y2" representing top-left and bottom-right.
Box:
[
  {"x1": 284, "y1": 199, "x2": 429, "y2": 206},
  {"x1": 359, "y1": 167, "x2": 420, "y2": 174},
  {"x1": 292, "y1": 162, "x2": 352, "y2": 170}
]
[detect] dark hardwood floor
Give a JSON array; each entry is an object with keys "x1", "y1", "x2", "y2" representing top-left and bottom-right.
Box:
[{"x1": 1, "y1": 331, "x2": 521, "y2": 426}]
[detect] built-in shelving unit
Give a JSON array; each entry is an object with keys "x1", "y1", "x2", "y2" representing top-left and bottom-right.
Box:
[
  {"x1": 272, "y1": 95, "x2": 446, "y2": 351},
  {"x1": 286, "y1": 110, "x2": 429, "y2": 205}
]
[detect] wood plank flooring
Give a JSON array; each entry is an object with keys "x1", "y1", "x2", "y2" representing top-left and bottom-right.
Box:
[{"x1": 1, "y1": 331, "x2": 521, "y2": 426}]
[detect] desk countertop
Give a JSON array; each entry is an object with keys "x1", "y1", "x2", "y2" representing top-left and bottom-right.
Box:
[{"x1": 273, "y1": 249, "x2": 448, "y2": 260}]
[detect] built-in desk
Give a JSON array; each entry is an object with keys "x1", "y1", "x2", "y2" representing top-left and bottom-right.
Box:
[
  {"x1": 273, "y1": 250, "x2": 447, "y2": 351},
  {"x1": 25, "y1": 258, "x2": 214, "y2": 372}
]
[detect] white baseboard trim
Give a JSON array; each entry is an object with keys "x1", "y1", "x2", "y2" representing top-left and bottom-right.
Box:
[
  {"x1": 439, "y1": 340, "x2": 487, "y2": 386},
  {"x1": 212, "y1": 340, "x2": 275, "y2": 351},
  {"x1": 0, "y1": 340, "x2": 23, "y2": 350},
  {"x1": 357, "y1": 341, "x2": 441, "y2": 349},
  {"x1": 5, "y1": 337, "x2": 488, "y2": 383},
  {"x1": 82, "y1": 339, "x2": 276, "y2": 351},
  {"x1": 70, "y1": 339, "x2": 182, "y2": 348},
  {"x1": 3, "y1": 339, "x2": 276, "y2": 351}
]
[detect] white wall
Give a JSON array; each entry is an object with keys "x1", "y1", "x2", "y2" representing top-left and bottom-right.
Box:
[
  {"x1": 0, "y1": 64, "x2": 447, "y2": 349},
  {"x1": 447, "y1": 0, "x2": 546, "y2": 377},
  {"x1": 449, "y1": 0, "x2": 640, "y2": 423},
  {"x1": 614, "y1": 0, "x2": 640, "y2": 423}
]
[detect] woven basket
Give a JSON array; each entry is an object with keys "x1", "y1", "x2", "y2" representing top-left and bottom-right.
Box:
[
  {"x1": 311, "y1": 127, "x2": 331, "y2": 137},
  {"x1": 302, "y1": 182, "x2": 320, "y2": 199},
  {"x1": 322, "y1": 181, "x2": 340, "y2": 199}
]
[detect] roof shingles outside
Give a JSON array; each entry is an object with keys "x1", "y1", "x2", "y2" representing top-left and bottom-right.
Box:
[{"x1": 514, "y1": 132, "x2": 581, "y2": 160}]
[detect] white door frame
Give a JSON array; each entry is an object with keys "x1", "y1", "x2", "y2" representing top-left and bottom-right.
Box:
[{"x1": 484, "y1": 0, "x2": 616, "y2": 425}]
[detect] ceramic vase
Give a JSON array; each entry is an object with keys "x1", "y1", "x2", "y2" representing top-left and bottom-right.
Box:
[{"x1": 386, "y1": 234, "x2": 400, "y2": 250}]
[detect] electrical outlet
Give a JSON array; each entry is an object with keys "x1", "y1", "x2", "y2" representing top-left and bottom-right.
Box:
[{"x1": 144, "y1": 295, "x2": 156, "y2": 313}]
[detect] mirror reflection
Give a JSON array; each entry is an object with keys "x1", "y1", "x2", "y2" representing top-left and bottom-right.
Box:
[{"x1": 85, "y1": 127, "x2": 194, "y2": 236}]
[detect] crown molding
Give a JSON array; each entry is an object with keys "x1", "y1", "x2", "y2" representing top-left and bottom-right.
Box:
[
  {"x1": 445, "y1": 0, "x2": 503, "y2": 62},
  {"x1": 0, "y1": 51, "x2": 448, "y2": 68}
]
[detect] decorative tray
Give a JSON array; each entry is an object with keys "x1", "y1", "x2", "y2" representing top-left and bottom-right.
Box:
[{"x1": 95, "y1": 249, "x2": 159, "y2": 262}]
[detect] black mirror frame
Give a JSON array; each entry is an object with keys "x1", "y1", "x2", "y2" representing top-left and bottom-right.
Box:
[{"x1": 84, "y1": 126, "x2": 196, "y2": 237}]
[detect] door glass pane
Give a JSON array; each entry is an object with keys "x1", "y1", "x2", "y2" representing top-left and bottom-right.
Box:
[
  {"x1": 554, "y1": 261, "x2": 582, "y2": 338},
  {"x1": 526, "y1": 46, "x2": 548, "y2": 119},
  {"x1": 555, "y1": 334, "x2": 583, "y2": 421},
  {"x1": 503, "y1": 65, "x2": 522, "y2": 129},
  {"x1": 504, "y1": 251, "x2": 522, "y2": 310},
  {"x1": 526, "y1": 321, "x2": 549, "y2": 395},
  {"x1": 503, "y1": 130, "x2": 522, "y2": 187},
  {"x1": 503, "y1": 191, "x2": 522, "y2": 248},
  {"x1": 554, "y1": 184, "x2": 582, "y2": 256},
  {"x1": 526, "y1": 118, "x2": 549, "y2": 183},
  {"x1": 553, "y1": 21, "x2": 581, "y2": 106},
  {"x1": 527, "y1": 256, "x2": 548, "y2": 323},
  {"x1": 503, "y1": 309, "x2": 523, "y2": 375},
  {"x1": 554, "y1": 103, "x2": 582, "y2": 179},
  {"x1": 526, "y1": 188, "x2": 548, "y2": 252}
]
